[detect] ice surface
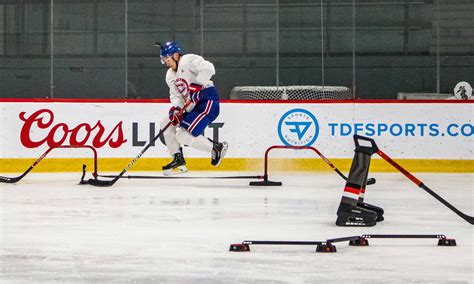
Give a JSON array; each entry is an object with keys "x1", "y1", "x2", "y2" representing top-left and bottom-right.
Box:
[{"x1": 1, "y1": 171, "x2": 473, "y2": 283}]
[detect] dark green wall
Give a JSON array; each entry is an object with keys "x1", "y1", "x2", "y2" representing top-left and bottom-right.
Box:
[{"x1": 1, "y1": 0, "x2": 472, "y2": 99}]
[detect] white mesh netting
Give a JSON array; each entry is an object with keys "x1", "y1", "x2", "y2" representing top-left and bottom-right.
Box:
[{"x1": 230, "y1": 85, "x2": 353, "y2": 100}]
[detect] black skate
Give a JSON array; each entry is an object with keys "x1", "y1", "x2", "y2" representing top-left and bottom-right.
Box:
[
  {"x1": 162, "y1": 152, "x2": 187, "y2": 175},
  {"x1": 335, "y1": 203, "x2": 377, "y2": 227},
  {"x1": 358, "y1": 202, "x2": 384, "y2": 222},
  {"x1": 211, "y1": 141, "x2": 228, "y2": 167}
]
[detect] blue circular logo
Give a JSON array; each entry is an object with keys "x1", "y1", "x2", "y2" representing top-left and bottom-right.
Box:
[{"x1": 278, "y1": 109, "x2": 319, "y2": 146}]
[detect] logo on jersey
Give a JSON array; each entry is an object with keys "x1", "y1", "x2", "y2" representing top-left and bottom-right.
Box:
[
  {"x1": 453, "y1": 81, "x2": 472, "y2": 100},
  {"x1": 277, "y1": 109, "x2": 319, "y2": 146},
  {"x1": 175, "y1": 78, "x2": 189, "y2": 99}
]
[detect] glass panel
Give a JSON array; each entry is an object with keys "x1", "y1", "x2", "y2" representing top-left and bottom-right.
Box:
[
  {"x1": 203, "y1": 0, "x2": 277, "y2": 98},
  {"x1": 324, "y1": 1, "x2": 353, "y2": 94},
  {"x1": 3, "y1": 3, "x2": 19, "y2": 56},
  {"x1": 438, "y1": 0, "x2": 474, "y2": 99},
  {"x1": 400, "y1": 1, "x2": 437, "y2": 98},
  {"x1": 278, "y1": 1, "x2": 322, "y2": 87},
  {"x1": 97, "y1": 1, "x2": 125, "y2": 54},
  {"x1": 52, "y1": 0, "x2": 125, "y2": 98},
  {"x1": 407, "y1": 1, "x2": 431, "y2": 54},
  {"x1": 127, "y1": 0, "x2": 196, "y2": 99},
  {"x1": 355, "y1": 0, "x2": 436, "y2": 99},
  {"x1": 52, "y1": 1, "x2": 94, "y2": 55},
  {"x1": 356, "y1": 2, "x2": 405, "y2": 54},
  {"x1": 24, "y1": 2, "x2": 47, "y2": 55},
  {"x1": 1, "y1": 0, "x2": 471, "y2": 100},
  {"x1": 0, "y1": 5, "x2": 3, "y2": 55},
  {"x1": 246, "y1": 2, "x2": 277, "y2": 55},
  {"x1": 203, "y1": 0, "x2": 243, "y2": 98},
  {"x1": 0, "y1": 1, "x2": 50, "y2": 98}
]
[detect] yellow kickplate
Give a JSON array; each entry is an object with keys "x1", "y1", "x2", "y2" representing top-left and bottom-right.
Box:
[{"x1": 0, "y1": 158, "x2": 472, "y2": 173}]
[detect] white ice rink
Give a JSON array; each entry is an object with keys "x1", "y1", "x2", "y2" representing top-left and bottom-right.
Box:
[{"x1": 1, "y1": 171, "x2": 473, "y2": 283}]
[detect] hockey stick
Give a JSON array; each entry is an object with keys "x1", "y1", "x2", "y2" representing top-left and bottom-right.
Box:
[
  {"x1": 80, "y1": 102, "x2": 191, "y2": 187},
  {"x1": 377, "y1": 149, "x2": 473, "y2": 225},
  {"x1": 1, "y1": 145, "x2": 98, "y2": 184},
  {"x1": 313, "y1": 146, "x2": 376, "y2": 185},
  {"x1": 0, "y1": 157, "x2": 43, "y2": 183}
]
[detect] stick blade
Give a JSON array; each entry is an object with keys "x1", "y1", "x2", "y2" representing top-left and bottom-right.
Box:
[
  {"x1": 467, "y1": 216, "x2": 474, "y2": 225},
  {"x1": 81, "y1": 178, "x2": 115, "y2": 187},
  {"x1": 419, "y1": 184, "x2": 474, "y2": 225},
  {"x1": 0, "y1": 176, "x2": 21, "y2": 183}
]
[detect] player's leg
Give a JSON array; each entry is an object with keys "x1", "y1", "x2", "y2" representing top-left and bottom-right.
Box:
[
  {"x1": 176, "y1": 127, "x2": 212, "y2": 151},
  {"x1": 178, "y1": 100, "x2": 228, "y2": 166},
  {"x1": 160, "y1": 116, "x2": 187, "y2": 175},
  {"x1": 176, "y1": 128, "x2": 228, "y2": 167}
]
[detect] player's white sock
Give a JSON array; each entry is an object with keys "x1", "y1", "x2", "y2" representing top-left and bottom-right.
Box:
[
  {"x1": 191, "y1": 135, "x2": 213, "y2": 151},
  {"x1": 176, "y1": 128, "x2": 213, "y2": 152}
]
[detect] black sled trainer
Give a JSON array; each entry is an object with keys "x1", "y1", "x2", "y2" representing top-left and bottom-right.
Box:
[{"x1": 337, "y1": 135, "x2": 473, "y2": 225}]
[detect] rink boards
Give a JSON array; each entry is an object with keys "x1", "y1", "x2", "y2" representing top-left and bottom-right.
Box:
[{"x1": 0, "y1": 99, "x2": 473, "y2": 173}]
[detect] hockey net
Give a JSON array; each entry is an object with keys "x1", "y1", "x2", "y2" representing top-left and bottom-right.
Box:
[{"x1": 230, "y1": 85, "x2": 353, "y2": 100}]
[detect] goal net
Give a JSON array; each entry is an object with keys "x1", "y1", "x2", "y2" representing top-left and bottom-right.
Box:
[{"x1": 230, "y1": 85, "x2": 353, "y2": 100}]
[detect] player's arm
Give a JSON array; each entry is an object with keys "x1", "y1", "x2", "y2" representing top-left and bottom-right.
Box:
[
  {"x1": 186, "y1": 55, "x2": 215, "y2": 104},
  {"x1": 165, "y1": 70, "x2": 187, "y2": 125},
  {"x1": 188, "y1": 54, "x2": 215, "y2": 86}
]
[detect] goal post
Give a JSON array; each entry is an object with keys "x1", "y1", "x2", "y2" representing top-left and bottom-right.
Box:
[{"x1": 230, "y1": 85, "x2": 353, "y2": 100}]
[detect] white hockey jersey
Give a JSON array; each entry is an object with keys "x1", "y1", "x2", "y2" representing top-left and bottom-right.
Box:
[{"x1": 165, "y1": 53, "x2": 216, "y2": 108}]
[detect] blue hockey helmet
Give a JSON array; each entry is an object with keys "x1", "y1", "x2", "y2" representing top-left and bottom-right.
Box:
[{"x1": 156, "y1": 41, "x2": 182, "y2": 64}]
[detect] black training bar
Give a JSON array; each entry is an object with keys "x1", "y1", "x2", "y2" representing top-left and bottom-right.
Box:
[{"x1": 97, "y1": 174, "x2": 264, "y2": 180}]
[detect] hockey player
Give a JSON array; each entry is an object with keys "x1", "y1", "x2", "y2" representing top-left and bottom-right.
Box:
[{"x1": 157, "y1": 41, "x2": 228, "y2": 175}]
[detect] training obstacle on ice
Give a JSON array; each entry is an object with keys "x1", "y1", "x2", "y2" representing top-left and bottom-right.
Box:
[
  {"x1": 248, "y1": 145, "x2": 376, "y2": 186},
  {"x1": 85, "y1": 144, "x2": 367, "y2": 186},
  {"x1": 229, "y1": 234, "x2": 457, "y2": 253},
  {"x1": 0, "y1": 145, "x2": 98, "y2": 184},
  {"x1": 335, "y1": 135, "x2": 473, "y2": 225}
]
